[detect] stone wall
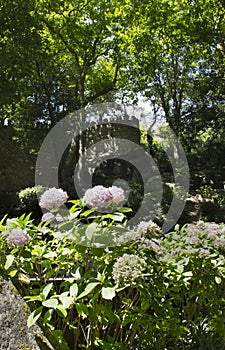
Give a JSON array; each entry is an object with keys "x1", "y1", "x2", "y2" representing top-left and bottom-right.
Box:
[
  {"x1": 0, "y1": 276, "x2": 53, "y2": 350},
  {"x1": 0, "y1": 119, "x2": 140, "y2": 211},
  {"x1": 0, "y1": 126, "x2": 47, "y2": 209}
]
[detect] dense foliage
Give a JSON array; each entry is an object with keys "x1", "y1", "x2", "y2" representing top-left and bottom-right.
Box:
[
  {"x1": 1, "y1": 188, "x2": 225, "y2": 349},
  {"x1": 0, "y1": 0, "x2": 225, "y2": 188},
  {"x1": 1, "y1": 3, "x2": 225, "y2": 347}
]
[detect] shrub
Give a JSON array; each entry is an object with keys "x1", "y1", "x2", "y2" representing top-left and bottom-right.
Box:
[
  {"x1": 1, "y1": 187, "x2": 225, "y2": 349},
  {"x1": 17, "y1": 186, "x2": 46, "y2": 219}
]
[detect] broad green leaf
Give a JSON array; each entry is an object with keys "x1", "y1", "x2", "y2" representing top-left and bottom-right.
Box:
[
  {"x1": 42, "y1": 283, "x2": 53, "y2": 299},
  {"x1": 103, "y1": 213, "x2": 124, "y2": 222},
  {"x1": 4, "y1": 254, "x2": 15, "y2": 270},
  {"x1": 43, "y1": 252, "x2": 57, "y2": 259},
  {"x1": 27, "y1": 307, "x2": 43, "y2": 328},
  {"x1": 101, "y1": 287, "x2": 116, "y2": 300},
  {"x1": 183, "y1": 271, "x2": 193, "y2": 277},
  {"x1": 9, "y1": 269, "x2": 17, "y2": 277},
  {"x1": 73, "y1": 267, "x2": 81, "y2": 280},
  {"x1": 42, "y1": 298, "x2": 58, "y2": 309},
  {"x1": 81, "y1": 209, "x2": 95, "y2": 217},
  {"x1": 76, "y1": 302, "x2": 89, "y2": 318},
  {"x1": 69, "y1": 211, "x2": 81, "y2": 218},
  {"x1": 77, "y1": 282, "x2": 100, "y2": 300},
  {"x1": 31, "y1": 246, "x2": 45, "y2": 257},
  {"x1": 85, "y1": 223, "x2": 98, "y2": 240},
  {"x1": 70, "y1": 283, "x2": 78, "y2": 297},
  {"x1": 56, "y1": 305, "x2": 68, "y2": 318},
  {"x1": 59, "y1": 295, "x2": 74, "y2": 309}
]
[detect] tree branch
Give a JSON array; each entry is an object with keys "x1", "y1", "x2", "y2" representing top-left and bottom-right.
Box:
[
  {"x1": 40, "y1": 17, "x2": 82, "y2": 73},
  {"x1": 86, "y1": 63, "x2": 119, "y2": 103}
]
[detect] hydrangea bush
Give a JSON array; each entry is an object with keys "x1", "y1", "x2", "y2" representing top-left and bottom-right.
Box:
[{"x1": 1, "y1": 187, "x2": 225, "y2": 350}]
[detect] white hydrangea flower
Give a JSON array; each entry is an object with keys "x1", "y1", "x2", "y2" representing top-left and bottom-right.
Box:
[
  {"x1": 42, "y1": 212, "x2": 55, "y2": 222},
  {"x1": 135, "y1": 220, "x2": 162, "y2": 238},
  {"x1": 39, "y1": 187, "x2": 68, "y2": 209},
  {"x1": 6, "y1": 228, "x2": 30, "y2": 247},
  {"x1": 118, "y1": 230, "x2": 142, "y2": 243},
  {"x1": 112, "y1": 253, "x2": 147, "y2": 285},
  {"x1": 55, "y1": 213, "x2": 64, "y2": 222}
]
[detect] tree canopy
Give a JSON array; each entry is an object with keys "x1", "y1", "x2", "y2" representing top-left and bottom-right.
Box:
[{"x1": 1, "y1": 0, "x2": 225, "y2": 186}]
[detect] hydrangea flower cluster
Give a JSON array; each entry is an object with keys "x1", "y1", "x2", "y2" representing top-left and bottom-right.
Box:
[
  {"x1": 83, "y1": 185, "x2": 125, "y2": 210},
  {"x1": 39, "y1": 187, "x2": 68, "y2": 210},
  {"x1": 112, "y1": 253, "x2": 147, "y2": 285},
  {"x1": 160, "y1": 221, "x2": 225, "y2": 262},
  {"x1": 5, "y1": 228, "x2": 30, "y2": 247},
  {"x1": 144, "y1": 238, "x2": 162, "y2": 254},
  {"x1": 110, "y1": 186, "x2": 125, "y2": 204},
  {"x1": 42, "y1": 212, "x2": 55, "y2": 222},
  {"x1": 119, "y1": 221, "x2": 162, "y2": 254},
  {"x1": 41, "y1": 212, "x2": 64, "y2": 223},
  {"x1": 136, "y1": 220, "x2": 162, "y2": 238}
]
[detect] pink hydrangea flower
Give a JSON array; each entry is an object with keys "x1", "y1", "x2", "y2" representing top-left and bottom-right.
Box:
[
  {"x1": 199, "y1": 249, "x2": 210, "y2": 258},
  {"x1": 215, "y1": 238, "x2": 225, "y2": 248},
  {"x1": 109, "y1": 186, "x2": 125, "y2": 204},
  {"x1": 6, "y1": 228, "x2": 30, "y2": 247},
  {"x1": 83, "y1": 185, "x2": 125, "y2": 209},
  {"x1": 39, "y1": 187, "x2": 68, "y2": 209},
  {"x1": 144, "y1": 238, "x2": 162, "y2": 253}
]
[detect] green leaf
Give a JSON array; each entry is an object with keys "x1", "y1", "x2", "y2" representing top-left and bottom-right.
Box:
[
  {"x1": 42, "y1": 298, "x2": 58, "y2": 309},
  {"x1": 70, "y1": 283, "x2": 78, "y2": 297},
  {"x1": 24, "y1": 295, "x2": 43, "y2": 302},
  {"x1": 69, "y1": 210, "x2": 81, "y2": 218},
  {"x1": 118, "y1": 207, "x2": 132, "y2": 213},
  {"x1": 9, "y1": 269, "x2": 17, "y2": 277},
  {"x1": 56, "y1": 304, "x2": 68, "y2": 318},
  {"x1": 103, "y1": 213, "x2": 124, "y2": 222},
  {"x1": 42, "y1": 283, "x2": 53, "y2": 299},
  {"x1": 43, "y1": 309, "x2": 53, "y2": 325},
  {"x1": 59, "y1": 295, "x2": 74, "y2": 309},
  {"x1": 31, "y1": 246, "x2": 45, "y2": 257},
  {"x1": 215, "y1": 276, "x2": 222, "y2": 284},
  {"x1": 27, "y1": 307, "x2": 43, "y2": 328},
  {"x1": 4, "y1": 254, "x2": 15, "y2": 270},
  {"x1": 43, "y1": 252, "x2": 57, "y2": 259},
  {"x1": 81, "y1": 209, "x2": 95, "y2": 217},
  {"x1": 101, "y1": 287, "x2": 116, "y2": 300},
  {"x1": 183, "y1": 271, "x2": 193, "y2": 277},
  {"x1": 76, "y1": 302, "x2": 89, "y2": 318},
  {"x1": 77, "y1": 282, "x2": 100, "y2": 300},
  {"x1": 18, "y1": 273, "x2": 30, "y2": 284},
  {"x1": 85, "y1": 223, "x2": 98, "y2": 240}
]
